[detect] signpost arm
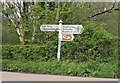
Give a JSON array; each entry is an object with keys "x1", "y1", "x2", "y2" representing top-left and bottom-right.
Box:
[{"x1": 57, "y1": 20, "x2": 62, "y2": 60}]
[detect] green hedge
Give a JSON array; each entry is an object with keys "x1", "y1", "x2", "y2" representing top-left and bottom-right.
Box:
[
  {"x1": 2, "y1": 45, "x2": 57, "y2": 61},
  {"x1": 2, "y1": 38, "x2": 118, "y2": 62},
  {"x1": 60, "y1": 22, "x2": 118, "y2": 62}
]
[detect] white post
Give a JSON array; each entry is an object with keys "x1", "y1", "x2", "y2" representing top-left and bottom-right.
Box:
[{"x1": 57, "y1": 20, "x2": 63, "y2": 60}]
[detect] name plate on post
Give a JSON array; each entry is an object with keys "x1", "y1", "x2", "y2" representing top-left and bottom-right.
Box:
[
  {"x1": 61, "y1": 25, "x2": 83, "y2": 34},
  {"x1": 40, "y1": 25, "x2": 60, "y2": 31},
  {"x1": 62, "y1": 34, "x2": 74, "y2": 41}
]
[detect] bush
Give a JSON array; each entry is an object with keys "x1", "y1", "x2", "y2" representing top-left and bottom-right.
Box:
[
  {"x1": 61, "y1": 21, "x2": 118, "y2": 62},
  {"x1": 2, "y1": 45, "x2": 57, "y2": 61}
]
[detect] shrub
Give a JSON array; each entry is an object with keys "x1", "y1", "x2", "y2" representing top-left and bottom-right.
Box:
[
  {"x1": 2, "y1": 45, "x2": 57, "y2": 61},
  {"x1": 61, "y1": 21, "x2": 118, "y2": 62}
]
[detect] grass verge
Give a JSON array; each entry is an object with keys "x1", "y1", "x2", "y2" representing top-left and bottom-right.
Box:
[{"x1": 2, "y1": 59, "x2": 118, "y2": 78}]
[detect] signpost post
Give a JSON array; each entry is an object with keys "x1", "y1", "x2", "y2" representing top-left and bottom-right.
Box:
[
  {"x1": 40, "y1": 20, "x2": 83, "y2": 60},
  {"x1": 57, "y1": 20, "x2": 62, "y2": 60}
]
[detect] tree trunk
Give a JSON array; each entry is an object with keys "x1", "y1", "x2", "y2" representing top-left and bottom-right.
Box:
[
  {"x1": 31, "y1": 18, "x2": 36, "y2": 44},
  {"x1": 56, "y1": 1, "x2": 60, "y2": 23},
  {"x1": 6, "y1": 2, "x2": 25, "y2": 44},
  {"x1": 31, "y1": 27, "x2": 36, "y2": 44}
]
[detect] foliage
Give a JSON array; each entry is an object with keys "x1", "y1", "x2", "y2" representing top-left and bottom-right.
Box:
[
  {"x1": 2, "y1": 59, "x2": 118, "y2": 78},
  {"x1": 2, "y1": 2, "x2": 119, "y2": 44},
  {"x1": 61, "y1": 21, "x2": 118, "y2": 62},
  {"x1": 2, "y1": 45, "x2": 57, "y2": 61},
  {"x1": 2, "y1": 19, "x2": 19, "y2": 45}
]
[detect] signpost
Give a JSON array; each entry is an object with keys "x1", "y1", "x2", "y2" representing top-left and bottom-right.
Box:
[{"x1": 40, "y1": 20, "x2": 83, "y2": 60}]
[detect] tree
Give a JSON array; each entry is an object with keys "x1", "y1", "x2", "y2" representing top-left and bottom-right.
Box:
[
  {"x1": 2, "y1": 1, "x2": 36, "y2": 44},
  {"x1": 1, "y1": 1, "x2": 119, "y2": 44}
]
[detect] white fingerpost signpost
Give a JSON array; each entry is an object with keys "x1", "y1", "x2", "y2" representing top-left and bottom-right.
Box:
[{"x1": 40, "y1": 20, "x2": 83, "y2": 60}]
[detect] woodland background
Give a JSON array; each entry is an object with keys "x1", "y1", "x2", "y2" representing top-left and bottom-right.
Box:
[{"x1": 1, "y1": 1, "x2": 120, "y2": 78}]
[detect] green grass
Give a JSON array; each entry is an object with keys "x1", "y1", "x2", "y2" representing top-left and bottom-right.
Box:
[{"x1": 2, "y1": 59, "x2": 118, "y2": 78}]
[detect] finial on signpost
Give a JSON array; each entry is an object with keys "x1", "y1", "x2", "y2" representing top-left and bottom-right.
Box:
[{"x1": 59, "y1": 20, "x2": 63, "y2": 23}]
